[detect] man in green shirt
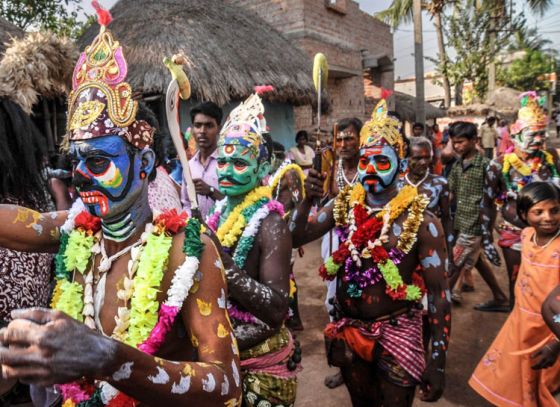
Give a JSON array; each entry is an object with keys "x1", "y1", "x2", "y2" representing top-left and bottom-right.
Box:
[{"x1": 447, "y1": 121, "x2": 509, "y2": 312}]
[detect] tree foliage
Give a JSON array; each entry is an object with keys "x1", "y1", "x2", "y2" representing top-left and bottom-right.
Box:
[
  {"x1": 498, "y1": 48, "x2": 556, "y2": 91},
  {"x1": 0, "y1": 0, "x2": 88, "y2": 38}
]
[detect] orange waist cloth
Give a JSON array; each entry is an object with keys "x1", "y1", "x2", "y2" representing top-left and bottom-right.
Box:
[{"x1": 325, "y1": 324, "x2": 376, "y2": 362}]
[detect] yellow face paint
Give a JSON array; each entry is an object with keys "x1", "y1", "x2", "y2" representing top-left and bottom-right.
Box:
[
  {"x1": 217, "y1": 323, "x2": 229, "y2": 338},
  {"x1": 197, "y1": 299, "x2": 212, "y2": 316}
]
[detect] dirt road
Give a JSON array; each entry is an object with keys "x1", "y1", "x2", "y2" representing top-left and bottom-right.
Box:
[{"x1": 293, "y1": 239, "x2": 509, "y2": 407}]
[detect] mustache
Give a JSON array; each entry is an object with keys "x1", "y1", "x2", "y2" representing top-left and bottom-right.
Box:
[{"x1": 218, "y1": 175, "x2": 249, "y2": 186}]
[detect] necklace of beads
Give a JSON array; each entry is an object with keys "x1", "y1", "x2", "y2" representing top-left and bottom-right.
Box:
[
  {"x1": 336, "y1": 159, "x2": 358, "y2": 190},
  {"x1": 323, "y1": 184, "x2": 428, "y2": 301},
  {"x1": 52, "y1": 209, "x2": 203, "y2": 407}
]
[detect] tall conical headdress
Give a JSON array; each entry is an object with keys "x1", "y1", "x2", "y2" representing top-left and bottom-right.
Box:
[
  {"x1": 218, "y1": 93, "x2": 268, "y2": 160},
  {"x1": 510, "y1": 91, "x2": 548, "y2": 135},
  {"x1": 66, "y1": 1, "x2": 153, "y2": 149},
  {"x1": 360, "y1": 99, "x2": 404, "y2": 158}
]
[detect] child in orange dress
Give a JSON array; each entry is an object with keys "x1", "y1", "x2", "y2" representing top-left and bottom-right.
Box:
[{"x1": 470, "y1": 181, "x2": 560, "y2": 406}]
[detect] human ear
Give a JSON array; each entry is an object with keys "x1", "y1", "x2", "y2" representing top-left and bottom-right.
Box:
[
  {"x1": 140, "y1": 148, "x2": 156, "y2": 177},
  {"x1": 257, "y1": 161, "x2": 271, "y2": 179}
]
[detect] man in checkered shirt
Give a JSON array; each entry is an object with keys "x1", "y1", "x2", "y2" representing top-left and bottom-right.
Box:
[{"x1": 447, "y1": 121, "x2": 509, "y2": 311}]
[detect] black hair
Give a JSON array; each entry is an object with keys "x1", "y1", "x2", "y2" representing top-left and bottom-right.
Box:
[
  {"x1": 0, "y1": 98, "x2": 48, "y2": 208},
  {"x1": 295, "y1": 130, "x2": 308, "y2": 142},
  {"x1": 262, "y1": 133, "x2": 274, "y2": 164},
  {"x1": 338, "y1": 117, "x2": 363, "y2": 135},
  {"x1": 190, "y1": 101, "x2": 223, "y2": 126},
  {"x1": 517, "y1": 182, "x2": 560, "y2": 221},
  {"x1": 412, "y1": 122, "x2": 425, "y2": 130},
  {"x1": 272, "y1": 141, "x2": 285, "y2": 152},
  {"x1": 135, "y1": 102, "x2": 165, "y2": 182},
  {"x1": 448, "y1": 121, "x2": 478, "y2": 140}
]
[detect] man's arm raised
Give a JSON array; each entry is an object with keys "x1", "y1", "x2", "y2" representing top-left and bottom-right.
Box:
[
  {"x1": 418, "y1": 212, "x2": 451, "y2": 402},
  {"x1": 0, "y1": 205, "x2": 67, "y2": 252},
  {"x1": 0, "y1": 234, "x2": 241, "y2": 406},
  {"x1": 291, "y1": 169, "x2": 335, "y2": 247}
]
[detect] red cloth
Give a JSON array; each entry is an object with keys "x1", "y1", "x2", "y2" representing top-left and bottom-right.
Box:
[{"x1": 324, "y1": 311, "x2": 425, "y2": 381}]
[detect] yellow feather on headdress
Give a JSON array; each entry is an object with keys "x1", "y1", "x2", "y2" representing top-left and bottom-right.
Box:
[{"x1": 359, "y1": 99, "x2": 404, "y2": 158}]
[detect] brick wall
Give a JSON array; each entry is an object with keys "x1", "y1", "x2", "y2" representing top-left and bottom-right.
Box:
[{"x1": 227, "y1": 0, "x2": 394, "y2": 136}]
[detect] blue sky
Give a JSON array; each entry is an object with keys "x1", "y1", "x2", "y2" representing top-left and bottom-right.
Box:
[{"x1": 78, "y1": 0, "x2": 560, "y2": 78}]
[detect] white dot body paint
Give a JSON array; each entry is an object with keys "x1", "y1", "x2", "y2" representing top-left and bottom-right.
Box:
[
  {"x1": 232, "y1": 360, "x2": 240, "y2": 387},
  {"x1": 289, "y1": 222, "x2": 296, "y2": 232},
  {"x1": 218, "y1": 288, "x2": 226, "y2": 309},
  {"x1": 171, "y1": 375, "x2": 191, "y2": 394},
  {"x1": 147, "y1": 366, "x2": 170, "y2": 384},
  {"x1": 50, "y1": 212, "x2": 58, "y2": 219},
  {"x1": 214, "y1": 259, "x2": 223, "y2": 270},
  {"x1": 32, "y1": 223, "x2": 43, "y2": 235},
  {"x1": 221, "y1": 374, "x2": 230, "y2": 396},
  {"x1": 202, "y1": 373, "x2": 216, "y2": 392},
  {"x1": 112, "y1": 362, "x2": 134, "y2": 381},
  {"x1": 392, "y1": 222, "x2": 402, "y2": 236},
  {"x1": 428, "y1": 223, "x2": 438, "y2": 238},
  {"x1": 318, "y1": 212, "x2": 327, "y2": 223}
]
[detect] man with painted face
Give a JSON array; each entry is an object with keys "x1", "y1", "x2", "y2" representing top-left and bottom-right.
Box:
[
  {"x1": 481, "y1": 92, "x2": 560, "y2": 309},
  {"x1": 291, "y1": 100, "x2": 451, "y2": 406},
  {"x1": 205, "y1": 93, "x2": 297, "y2": 407},
  {"x1": 0, "y1": 9, "x2": 241, "y2": 407}
]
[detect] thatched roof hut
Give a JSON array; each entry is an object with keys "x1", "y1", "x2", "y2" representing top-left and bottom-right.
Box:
[
  {"x1": 0, "y1": 18, "x2": 23, "y2": 56},
  {"x1": 78, "y1": 0, "x2": 317, "y2": 106},
  {"x1": 393, "y1": 91, "x2": 447, "y2": 122},
  {"x1": 447, "y1": 87, "x2": 521, "y2": 121}
]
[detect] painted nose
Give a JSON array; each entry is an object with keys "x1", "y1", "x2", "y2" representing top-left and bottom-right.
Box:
[
  {"x1": 366, "y1": 163, "x2": 377, "y2": 174},
  {"x1": 72, "y1": 168, "x2": 92, "y2": 188}
]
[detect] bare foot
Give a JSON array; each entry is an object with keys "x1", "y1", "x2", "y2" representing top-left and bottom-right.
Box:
[{"x1": 324, "y1": 371, "x2": 344, "y2": 389}]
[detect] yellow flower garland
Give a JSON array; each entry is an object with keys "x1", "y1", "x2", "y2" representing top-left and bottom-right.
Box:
[
  {"x1": 216, "y1": 186, "x2": 272, "y2": 248},
  {"x1": 397, "y1": 194, "x2": 430, "y2": 253},
  {"x1": 270, "y1": 163, "x2": 306, "y2": 200},
  {"x1": 503, "y1": 153, "x2": 532, "y2": 177},
  {"x1": 376, "y1": 185, "x2": 418, "y2": 223}
]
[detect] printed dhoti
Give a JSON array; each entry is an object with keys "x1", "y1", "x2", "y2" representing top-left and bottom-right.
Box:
[{"x1": 240, "y1": 327, "x2": 300, "y2": 407}]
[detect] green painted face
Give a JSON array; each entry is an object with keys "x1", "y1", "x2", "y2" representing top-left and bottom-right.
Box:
[{"x1": 217, "y1": 144, "x2": 270, "y2": 197}]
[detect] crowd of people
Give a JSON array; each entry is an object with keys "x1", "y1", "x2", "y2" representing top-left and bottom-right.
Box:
[{"x1": 0, "y1": 4, "x2": 559, "y2": 407}]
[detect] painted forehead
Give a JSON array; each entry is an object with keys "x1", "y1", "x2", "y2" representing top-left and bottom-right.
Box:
[
  {"x1": 219, "y1": 143, "x2": 256, "y2": 159},
  {"x1": 359, "y1": 144, "x2": 397, "y2": 158},
  {"x1": 70, "y1": 135, "x2": 129, "y2": 157}
]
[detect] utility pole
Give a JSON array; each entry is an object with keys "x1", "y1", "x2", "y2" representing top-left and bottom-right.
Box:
[{"x1": 413, "y1": 0, "x2": 425, "y2": 131}]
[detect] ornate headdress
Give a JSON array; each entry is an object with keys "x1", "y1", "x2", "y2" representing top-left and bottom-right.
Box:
[
  {"x1": 218, "y1": 93, "x2": 268, "y2": 161},
  {"x1": 360, "y1": 99, "x2": 405, "y2": 158},
  {"x1": 510, "y1": 91, "x2": 548, "y2": 135},
  {"x1": 65, "y1": 1, "x2": 153, "y2": 149}
]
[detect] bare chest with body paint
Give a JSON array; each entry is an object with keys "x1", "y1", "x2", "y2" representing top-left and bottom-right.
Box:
[
  {"x1": 73, "y1": 234, "x2": 217, "y2": 363},
  {"x1": 336, "y1": 210, "x2": 444, "y2": 320}
]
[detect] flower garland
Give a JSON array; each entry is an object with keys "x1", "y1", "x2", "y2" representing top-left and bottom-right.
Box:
[
  {"x1": 321, "y1": 184, "x2": 428, "y2": 301},
  {"x1": 502, "y1": 151, "x2": 559, "y2": 195},
  {"x1": 268, "y1": 161, "x2": 306, "y2": 201},
  {"x1": 53, "y1": 209, "x2": 203, "y2": 407},
  {"x1": 208, "y1": 186, "x2": 272, "y2": 248},
  {"x1": 207, "y1": 190, "x2": 284, "y2": 324}
]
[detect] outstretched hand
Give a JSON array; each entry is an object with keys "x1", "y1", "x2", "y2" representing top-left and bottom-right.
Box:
[
  {"x1": 482, "y1": 234, "x2": 501, "y2": 266},
  {"x1": 420, "y1": 364, "x2": 445, "y2": 402},
  {"x1": 0, "y1": 308, "x2": 116, "y2": 386}
]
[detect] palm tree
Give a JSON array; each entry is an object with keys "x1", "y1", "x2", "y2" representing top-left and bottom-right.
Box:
[
  {"x1": 377, "y1": 0, "x2": 553, "y2": 107},
  {"x1": 376, "y1": 0, "x2": 453, "y2": 108}
]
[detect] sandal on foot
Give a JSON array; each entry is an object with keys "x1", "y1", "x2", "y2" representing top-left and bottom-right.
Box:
[{"x1": 474, "y1": 300, "x2": 510, "y2": 313}]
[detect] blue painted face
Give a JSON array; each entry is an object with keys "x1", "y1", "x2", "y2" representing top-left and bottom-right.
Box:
[
  {"x1": 70, "y1": 135, "x2": 155, "y2": 218},
  {"x1": 357, "y1": 145, "x2": 400, "y2": 193}
]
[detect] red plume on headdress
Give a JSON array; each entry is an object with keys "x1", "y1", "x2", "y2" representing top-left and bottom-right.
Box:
[
  {"x1": 92, "y1": 0, "x2": 112, "y2": 27},
  {"x1": 254, "y1": 85, "x2": 275, "y2": 96},
  {"x1": 381, "y1": 87, "x2": 393, "y2": 100}
]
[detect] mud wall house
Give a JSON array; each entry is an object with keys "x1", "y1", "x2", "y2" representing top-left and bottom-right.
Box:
[
  {"x1": 228, "y1": 0, "x2": 394, "y2": 140},
  {"x1": 78, "y1": 0, "x2": 318, "y2": 150}
]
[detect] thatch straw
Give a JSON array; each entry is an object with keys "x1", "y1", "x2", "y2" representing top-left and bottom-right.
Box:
[
  {"x1": 394, "y1": 91, "x2": 446, "y2": 121},
  {"x1": 79, "y1": 0, "x2": 317, "y2": 106},
  {"x1": 0, "y1": 18, "x2": 23, "y2": 56},
  {"x1": 0, "y1": 32, "x2": 77, "y2": 114}
]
